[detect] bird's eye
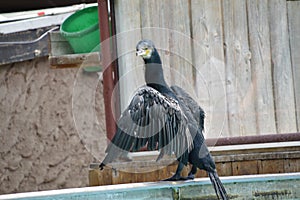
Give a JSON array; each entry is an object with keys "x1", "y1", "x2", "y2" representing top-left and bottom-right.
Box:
[{"x1": 143, "y1": 47, "x2": 148, "y2": 50}]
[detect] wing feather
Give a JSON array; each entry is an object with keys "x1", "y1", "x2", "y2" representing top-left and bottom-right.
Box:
[
  {"x1": 102, "y1": 86, "x2": 194, "y2": 166},
  {"x1": 171, "y1": 85, "x2": 205, "y2": 132}
]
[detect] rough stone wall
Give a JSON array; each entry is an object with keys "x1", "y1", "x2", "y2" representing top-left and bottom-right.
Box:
[{"x1": 0, "y1": 57, "x2": 107, "y2": 194}]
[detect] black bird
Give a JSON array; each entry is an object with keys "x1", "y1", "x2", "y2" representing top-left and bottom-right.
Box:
[{"x1": 100, "y1": 39, "x2": 228, "y2": 200}]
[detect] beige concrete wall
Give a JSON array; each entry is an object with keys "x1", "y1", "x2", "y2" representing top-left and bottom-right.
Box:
[{"x1": 0, "y1": 57, "x2": 106, "y2": 194}]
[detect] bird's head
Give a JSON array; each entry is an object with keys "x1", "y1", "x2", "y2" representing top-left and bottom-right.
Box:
[{"x1": 136, "y1": 39, "x2": 155, "y2": 59}]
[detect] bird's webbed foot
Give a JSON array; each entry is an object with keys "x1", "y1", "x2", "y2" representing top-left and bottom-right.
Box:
[
  {"x1": 162, "y1": 162, "x2": 194, "y2": 181},
  {"x1": 186, "y1": 172, "x2": 195, "y2": 180},
  {"x1": 186, "y1": 165, "x2": 197, "y2": 180},
  {"x1": 163, "y1": 173, "x2": 189, "y2": 181},
  {"x1": 163, "y1": 173, "x2": 195, "y2": 181}
]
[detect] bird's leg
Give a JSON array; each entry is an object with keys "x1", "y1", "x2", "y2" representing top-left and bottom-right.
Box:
[
  {"x1": 163, "y1": 162, "x2": 187, "y2": 181},
  {"x1": 99, "y1": 162, "x2": 105, "y2": 170},
  {"x1": 186, "y1": 165, "x2": 197, "y2": 180}
]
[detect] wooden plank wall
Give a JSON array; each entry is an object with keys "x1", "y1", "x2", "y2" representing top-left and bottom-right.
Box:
[
  {"x1": 114, "y1": 0, "x2": 300, "y2": 137},
  {"x1": 269, "y1": 0, "x2": 297, "y2": 133},
  {"x1": 191, "y1": 0, "x2": 230, "y2": 138},
  {"x1": 247, "y1": 0, "x2": 276, "y2": 134},
  {"x1": 287, "y1": 1, "x2": 300, "y2": 132}
]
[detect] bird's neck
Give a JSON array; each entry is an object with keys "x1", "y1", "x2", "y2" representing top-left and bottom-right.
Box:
[{"x1": 144, "y1": 49, "x2": 169, "y2": 92}]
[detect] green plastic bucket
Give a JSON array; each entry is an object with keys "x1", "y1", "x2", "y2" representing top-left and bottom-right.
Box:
[{"x1": 60, "y1": 6, "x2": 100, "y2": 53}]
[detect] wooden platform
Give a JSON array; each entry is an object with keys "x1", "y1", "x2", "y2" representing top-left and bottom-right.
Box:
[{"x1": 89, "y1": 142, "x2": 300, "y2": 186}]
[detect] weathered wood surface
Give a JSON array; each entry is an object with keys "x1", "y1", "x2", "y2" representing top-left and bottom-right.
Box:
[
  {"x1": 114, "y1": 0, "x2": 143, "y2": 110},
  {"x1": 223, "y1": 0, "x2": 257, "y2": 136},
  {"x1": 268, "y1": 0, "x2": 297, "y2": 133},
  {"x1": 49, "y1": 52, "x2": 101, "y2": 68},
  {"x1": 140, "y1": 0, "x2": 194, "y2": 96},
  {"x1": 139, "y1": 1, "x2": 171, "y2": 89},
  {"x1": 191, "y1": 0, "x2": 229, "y2": 138},
  {"x1": 167, "y1": 0, "x2": 193, "y2": 94},
  {"x1": 287, "y1": 1, "x2": 300, "y2": 132},
  {"x1": 114, "y1": 0, "x2": 299, "y2": 137},
  {"x1": 247, "y1": 0, "x2": 277, "y2": 134}
]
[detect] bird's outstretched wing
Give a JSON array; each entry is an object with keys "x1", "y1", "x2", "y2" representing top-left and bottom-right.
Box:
[
  {"x1": 101, "y1": 86, "x2": 194, "y2": 167},
  {"x1": 171, "y1": 85, "x2": 205, "y2": 132}
]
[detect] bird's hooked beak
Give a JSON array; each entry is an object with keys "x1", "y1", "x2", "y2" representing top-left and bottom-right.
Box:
[
  {"x1": 136, "y1": 48, "x2": 152, "y2": 59},
  {"x1": 136, "y1": 49, "x2": 144, "y2": 56}
]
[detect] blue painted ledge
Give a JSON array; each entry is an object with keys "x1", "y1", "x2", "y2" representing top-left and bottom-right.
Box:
[{"x1": 1, "y1": 173, "x2": 300, "y2": 200}]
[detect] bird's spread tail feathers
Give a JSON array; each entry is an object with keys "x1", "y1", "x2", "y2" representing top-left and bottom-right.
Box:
[{"x1": 208, "y1": 171, "x2": 229, "y2": 200}]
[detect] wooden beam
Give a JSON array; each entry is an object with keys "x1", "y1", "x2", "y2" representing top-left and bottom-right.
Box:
[{"x1": 49, "y1": 52, "x2": 101, "y2": 69}]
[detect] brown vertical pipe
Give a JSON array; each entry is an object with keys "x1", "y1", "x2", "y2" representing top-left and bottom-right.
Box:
[
  {"x1": 97, "y1": 0, "x2": 117, "y2": 141},
  {"x1": 109, "y1": 0, "x2": 120, "y2": 120},
  {"x1": 206, "y1": 132, "x2": 300, "y2": 146}
]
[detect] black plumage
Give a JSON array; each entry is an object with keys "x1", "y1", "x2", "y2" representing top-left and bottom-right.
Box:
[{"x1": 100, "y1": 39, "x2": 228, "y2": 200}]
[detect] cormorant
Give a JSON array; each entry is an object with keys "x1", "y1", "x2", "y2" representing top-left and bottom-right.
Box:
[{"x1": 99, "y1": 39, "x2": 228, "y2": 200}]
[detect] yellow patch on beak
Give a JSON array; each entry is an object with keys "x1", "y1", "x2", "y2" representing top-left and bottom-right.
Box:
[
  {"x1": 142, "y1": 49, "x2": 152, "y2": 59},
  {"x1": 136, "y1": 48, "x2": 152, "y2": 59},
  {"x1": 145, "y1": 49, "x2": 150, "y2": 56}
]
